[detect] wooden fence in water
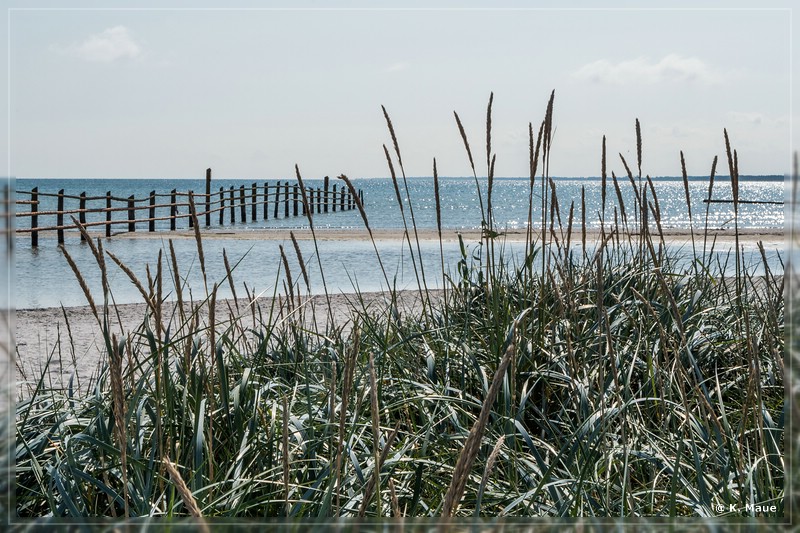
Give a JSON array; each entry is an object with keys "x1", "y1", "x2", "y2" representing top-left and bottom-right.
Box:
[{"x1": 14, "y1": 171, "x2": 363, "y2": 247}]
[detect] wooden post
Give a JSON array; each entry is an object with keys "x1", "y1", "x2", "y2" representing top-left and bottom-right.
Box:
[
  {"x1": 204, "y1": 168, "x2": 212, "y2": 227},
  {"x1": 219, "y1": 187, "x2": 225, "y2": 225},
  {"x1": 188, "y1": 192, "x2": 194, "y2": 228},
  {"x1": 293, "y1": 185, "x2": 299, "y2": 217},
  {"x1": 284, "y1": 182, "x2": 290, "y2": 217},
  {"x1": 149, "y1": 190, "x2": 156, "y2": 232},
  {"x1": 324, "y1": 176, "x2": 330, "y2": 213},
  {"x1": 332, "y1": 184, "x2": 337, "y2": 212},
  {"x1": 127, "y1": 194, "x2": 136, "y2": 232},
  {"x1": 340, "y1": 188, "x2": 346, "y2": 211},
  {"x1": 273, "y1": 182, "x2": 280, "y2": 218},
  {"x1": 30, "y1": 187, "x2": 38, "y2": 247},
  {"x1": 264, "y1": 181, "x2": 269, "y2": 220},
  {"x1": 251, "y1": 182, "x2": 257, "y2": 222},
  {"x1": 106, "y1": 191, "x2": 112, "y2": 237},
  {"x1": 78, "y1": 192, "x2": 87, "y2": 242},
  {"x1": 239, "y1": 185, "x2": 247, "y2": 223},
  {"x1": 317, "y1": 188, "x2": 322, "y2": 213},
  {"x1": 170, "y1": 189, "x2": 177, "y2": 231},
  {"x1": 359, "y1": 189, "x2": 364, "y2": 207},
  {"x1": 57, "y1": 189, "x2": 65, "y2": 244},
  {"x1": 230, "y1": 186, "x2": 236, "y2": 224}
]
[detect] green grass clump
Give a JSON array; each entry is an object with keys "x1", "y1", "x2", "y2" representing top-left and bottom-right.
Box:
[{"x1": 14, "y1": 93, "x2": 785, "y2": 519}]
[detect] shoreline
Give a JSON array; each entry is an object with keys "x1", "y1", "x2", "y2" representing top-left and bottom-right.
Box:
[{"x1": 23, "y1": 226, "x2": 786, "y2": 246}]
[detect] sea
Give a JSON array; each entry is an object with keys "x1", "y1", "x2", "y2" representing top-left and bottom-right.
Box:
[{"x1": 11, "y1": 175, "x2": 787, "y2": 309}]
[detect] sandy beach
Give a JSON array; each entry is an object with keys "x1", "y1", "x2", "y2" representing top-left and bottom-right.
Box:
[
  {"x1": 15, "y1": 289, "x2": 434, "y2": 394},
  {"x1": 59, "y1": 226, "x2": 785, "y2": 247}
]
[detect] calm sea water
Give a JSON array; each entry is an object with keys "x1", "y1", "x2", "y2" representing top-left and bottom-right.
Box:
[{"x1": 13, "y1": 176, "x2": 785, "y2": 309}]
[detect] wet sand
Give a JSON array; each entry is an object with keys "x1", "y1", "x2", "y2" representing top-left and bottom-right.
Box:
[{"x1": 82, "y1": 226, "x2": 785, "y2": 247}]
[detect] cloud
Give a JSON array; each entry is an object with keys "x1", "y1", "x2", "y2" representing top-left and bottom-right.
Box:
[
  {"x1": 55, "y1": 26, "x2": 142, "y2": 63},
  {"x1": 727, "y1": 111, "x2": 764, "y2": 125},
  {"x1": 573, "y1": 54, "x2": 722, "y2": 85},
  {"x1": 383, "y1": 62, "x2": 409, "y2": 73}
]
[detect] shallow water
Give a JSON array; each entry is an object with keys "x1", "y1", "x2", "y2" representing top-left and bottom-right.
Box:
[{"x1": 13, "y1": 176, "x2": 786, "y2": 308}]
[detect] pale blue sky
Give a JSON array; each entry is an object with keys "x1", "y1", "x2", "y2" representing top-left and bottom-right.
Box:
[{"x1": 3, "y1": 2, "x2": 796, "y2": 179}]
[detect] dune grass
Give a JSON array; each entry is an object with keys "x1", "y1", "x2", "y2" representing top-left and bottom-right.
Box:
[{"x1": 13, "y1": 93, "x2": 785, "y2": 519}]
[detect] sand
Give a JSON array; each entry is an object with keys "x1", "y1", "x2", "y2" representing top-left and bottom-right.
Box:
[
  {"x1": 14, "y1": 290, "x2": 434, "y2": 395},
  {"x1": 77, "y1": 226, "x2": 786, "y2": 248}
]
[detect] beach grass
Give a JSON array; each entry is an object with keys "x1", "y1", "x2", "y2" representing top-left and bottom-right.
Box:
[{"x1": 13, "y1": 93, "x2": 786, "y2": 519}]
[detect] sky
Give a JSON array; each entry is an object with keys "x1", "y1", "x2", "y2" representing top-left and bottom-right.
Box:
[{"x1": 2, "y1": 2, "x2": 796, "y2": 179}]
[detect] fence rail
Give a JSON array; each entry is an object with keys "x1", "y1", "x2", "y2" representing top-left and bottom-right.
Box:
[{"x1": 14, "y1": 171, "x2": 363, "y2": 247}]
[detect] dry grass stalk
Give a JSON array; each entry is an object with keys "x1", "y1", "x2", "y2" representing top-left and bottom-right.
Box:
[
  {"x1": 702, "y1": 155, "x2": 719, "y2": 256},
  {"x1": 611, "y1": 172, "x2": 628, "y2": 229},
  {"x1": 601, "y1": 136, "x2": 607, "y2": 217},
  {"x1": 209, "y1": 283, "x2": 217, "y2": 365},
  {"x1": 636, "y1": 118, "x2": 642, "y2": 177},
  {"x1": 163, "y1": 456, "x2": 203, "y2": 518},
  {"x1": 279, "y1": 245, "x2": 295, "y2": 311},
  {"x1": 441, "y1": 312, "x2": 526, "y2": 517},
  {"x1": 290, "y1": 231, "x2": 310, "y2": 292},
  {"x1": 339, "y1": 175, "x2": 370, "y2": 232},
  {"x1": 105, "y1": 249, "x2": 154, "y2": 315},
  {"x1": 222, "y1": 249, "x2": 239, "y2": 314},
  {"x1": 581, "y1": 186, "x2": 586, "y2": 256},
  {"x1": 109, "y1": 334, "x2": 129, "y2": 517},
  {"x1": 168, "y1": 239, "x2": 186, "y2": 323},
  {"x1": 59, "y1": 245, "x2": 99, "y2": 323},
  {"x1": 187, "y1": 194, "x2": 207, "y2": 294},
  {"x1": 294, "y1": 164, "x2": 313, "y2": 223},
  {"x1": 454, "y1": 111, "x2": 476, "y2": 177},
  {"x1": 475, "y1": 434, "x2": 506, "y2": 515},
  {"x1": 282, "y1": 394, "x2": 291, "y2": 517},
  {"x1": 381, "y1": 105, "x2": 404, "y2": 171},
  {"x1": 388, "y1": 478, "x2": 401, "y2": 517},
  {"x1": 362, "y1": 351, "x2": 382, "y2": 516},
  {"x1": 359, "y1": 420, "x2": 401, "y2": 517},
  {"x1": 486, "y1": 92, "x2": 494, "y2": 174},
  {"x1": 335, "y1": 327, "x2": 359, "y2": 517},
  {"x1": 384, "y1": 145, "x2": 405, "y2": 215}
]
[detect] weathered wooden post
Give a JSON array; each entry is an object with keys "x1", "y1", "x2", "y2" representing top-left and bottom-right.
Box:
[
  {"x1": 317, "y1": 188, "x2": 322, "y2": 213},
  {"x1": 149, "y1": 190, "x2": 156, "y2": 232},
  {"x1": 251, "y1": 182, "x2": 257, "y2": 221},
  {"x1": 205, "y1": 168, "x2": 212, "y2": 227},
  {"x1": 106, "y1": 191, "x2": 112, "y2": 237},
  {"x1": 219, "y1": 187, "x2": 225, "y2": 225},
  {"x1": 229, "y1": 186, "x2": 236, "y2": 224},
  {"x1": 324, "y1": 176, "x2": 330, "y2": 213},
  {"x1": 340, "y1": 188, "x2": 346, "y2": 211},
  {"x1": 56, "y1": 189, "x2": 65, "y2": 244},
  {"x1": 359, "y1": 189, "x2": 364, "y2": 207},
  {"x1": 239, "y1": 185, "x2": 247, "y2": 223},
  {"x1": 30, "y1": 187, "x2": 38, "y2": 247},
  {"x1": 264, "y1": 181, "x2": 269, "y2": 220},
  {"x1": 284, "y1": 182, "x2": 290, "y2": 217},
  {"x1": 188, "y1": 191, "x2": 194, "y2": 228},
  {"x1": 127, "y1": 194, "x2": 136, "y2": 232},
  {"x1": 332, "y1": 184, "x2": 337, "y2": 212},
  {"x1": 294, "y1": 185, "x2": 299, "y2": 217},
  {"x1": 273, "y1": 182, "x2": 280, "y2": 218},
  {"x1": 78, "y1": 192, "x2": 87, "y2": 242},
  {"x1": 170, "y1": 189, "x2": 177, "y2": 231}
]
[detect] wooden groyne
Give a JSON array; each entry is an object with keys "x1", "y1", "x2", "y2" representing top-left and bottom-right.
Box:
[{"x1": 15, "y1": 171, "x2": 364, "y2": 247}]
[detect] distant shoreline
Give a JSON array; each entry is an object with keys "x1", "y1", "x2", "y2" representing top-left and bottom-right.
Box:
[{"x1": 41, "y1": 226, "x2": 785, "y2": 246}]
